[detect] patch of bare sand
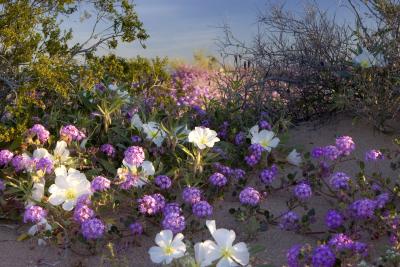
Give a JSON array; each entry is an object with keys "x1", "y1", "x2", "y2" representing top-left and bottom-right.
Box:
[{"x1": 0, "y1": 115, "x2": 397, "y2": 267}]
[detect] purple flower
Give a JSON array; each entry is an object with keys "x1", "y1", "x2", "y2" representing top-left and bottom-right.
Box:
[
  {"x1": 155, "y1": 175, "x2": 172, "y2": 189},
  {"x1": 162, "y1": 212, "x2": 186, "y2": 234},
  {"x1": 35, "y1": 157, "x2": 54, "y2": 174},
  {"x1": 91, "y1": 176, "x2": 111, "y2": 192},
  {"x1": 335, "y1": 136, "x2": 355, "y2": 156},
  {"x1": 131, "y1": 135, "x2": 142, "y2": 143},
  {"x1": 74, "y1": 205, "x2": 95, "y2": 223},
  {"x1": 81, "y1": 218, "x2": 106, "y2": 240},
  {"x1": 213, "y1": 163, "x2": 233, "y2": 177},
  {"x1": 100, "y1": 144, "x2": 116, "y2": 158},
  {"x1": 182, "y1": 186, "x2": 202, "y2": 205},
  {"x1": 375, "y1": 192, "x2": 390, "y2": 209},
  {"x1": 328, "y1": 233, "x2": 354, "y2": 252},
  {"x1": 350, "y1": 198, "x2": 376, "y2": 219},
  {"x1": 325, "y1": 210, "x2": 343, "y2": 229},
  {"x1": 138, "y1": 195, "x2": 158, "y2": 215},
  {"x1": 29, "y1": 124, "x2": 50, "y2": 143},
  {"x1": 152, "y1": 193, "x2": 166, "y2": 212},
  {"x1": 209, "y1": 172, "x2": 228, "y2": 187},
  {"x1": 23, "y1": 206, "x2": 47, "y2": 223},
  {"x1": 163, "y1": 202, "x2": 182, "y2": 216},
  {"x1": 311, "y1": 147, "x2": 325, "y2": 159},
  {"x1": 293, "y1": 183, "x2": 312, "y2": 201},
  {"x1": 311, "y1": 245, "x2": 336, "y2": 267},
  {"x1": 123, "y1": 146, "x2": 145, "y2": 167},
  {"x1": 245, "y1": 144, "x2": 264, "y2": 166},
  {"x1": 119, "y1": 174, "x2": 139, "y2": 190},
  {"x1": 287, "y1": 244, "x2": 302, "y2": 267},
  {"x1": 234, "y1": 132, "x2": 246, "y2": 146},
  {"x1": 239, "y1": 187, "x2": 261, "y2": 206},
  {"x1": 11, "y1": 154, "x2": 31, "y2": 172},
  {"x1": 353, "y1": 241, "x2": 368, "y2": 256},
  {"x1": 365, "y1": 149, "x2": 384, "y2": 161},
  {"x1": 60, "y1": 125, "x2": 86, "y2": 142},
  {"x1": 259, "y1": 120, "x2": 271, "y2": 130},
  {"x1": 323, "y1": 145, "x2": 340, "y2": 161},
  {"x1": 279, "y1": 211, "x2": 300, "y2": 231},
  {"x1": 0, "y1": 149, "x2": 14, "y2": 166},
  {"x1": 76, "y1": 194, "x2": 92, "y2": 207},
  {"x1": 129, "y1": 222, "x2": 143, "y2": 235},
  {"x1": 260, "y1": 164, "x2": 278, "y2": 185},
  {"x1": 329, "y1": 172, "x2": 350, "y2": 191},
  {"x1": 232, "y1": 168, "x2": 246, "y2": 180},
  {"x1": 192, "y1": 201, "x2": 213, "y2": 218}
]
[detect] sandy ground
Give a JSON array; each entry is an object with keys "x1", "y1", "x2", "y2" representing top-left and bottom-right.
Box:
[{"x1": 0, "y1": 114, "x2": 397, "y2": 267}]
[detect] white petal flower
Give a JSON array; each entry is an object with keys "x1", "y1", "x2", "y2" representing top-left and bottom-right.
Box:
[
  {"x1": 28, "y1": 218, "x2": 52, "y2": 236},
  {"x1": 251, "y1": 129, "x2": 280, "y2": 151},
  {"x1": 131, "y1": 114, "x2": 143, "y2": 129},
  {"x1": 48, "y1": 166, "x2": 91, "y2": 211},
  {"x1": 249, "y1": 125, "x2": 259, "y2": 138},
  {"x1": 53, "y1": 141, "x2": 70, "y2": 165},
  {"x1": 31, "y1": 180, "x2": 45, "y2": 202},
  {"x1": 148, "y1": 230, "x2": 186, "y2": 265},
  {"x1": 195, "y1": 241, "x2": 217, "y2": 267},
  {"x1": 287, "y1": 149, "x2": 302, "y2": 166},
  {"x1": 33, "y1": 148, "x2": 53, "y2": 161},
  {"x1": 201, "y1": 220, "x2": 249, "y2": 267},
  {"x1": 188, "y1": 127, "x2": 220, "y2": 149},
  {"x1": 142, "y1": 122, "x2": 166, "y2": 147}
]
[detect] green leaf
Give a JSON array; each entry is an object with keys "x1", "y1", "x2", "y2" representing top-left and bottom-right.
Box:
[{"x1": 97, "y1": 158, "x2": 117, "y2": 175}]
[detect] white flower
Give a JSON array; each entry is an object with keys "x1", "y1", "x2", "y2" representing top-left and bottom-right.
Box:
[
  {"x1": 31, "y1": 180, "x2": 45, "y2": 202},
  {"x1": 28, "y1": 218, "x2": 52, "y2": 236},
  {"x1": 194, "y1": 241, "x2": 215, "y2": 267},
  {"x1": 48, "y1": 166, "x2": 91, "y2": 211},
  {"x1": 250, "y1": 128, "x2": 280, "y2": 151},
  {"x1": 202, "y1": 220, "x2": 250, "y2": 267},
  {"x1": 108, "y1": 83, "x2": 118, "y2": 91},
  {"x1": 142, "y1": 122, "x2": 166, "y2": 147},
  {"x1": 148, "y1": 230, "x2": 186, "y2": 265},
  {"x1": 249, "y1": 125, "x2": 259, "y2": 138},
  {"x1": 33, "y1": 148, "x2": 53, "y2": 161},
  {"x1": 188, "y1": 127, "x2": 220, "y2": 149},
  {"x1": 118, "y1": 160, "x2": 155, "y2": 188},
  {"x1": 287, "y1": 149, "x2": 302, "y2": 166},
  {"x1": 131, "y1": 114, "x2": 143, "y2": 129},
  {"x1": 53, "y1": 141, "x2": 70, "y2": 165}
]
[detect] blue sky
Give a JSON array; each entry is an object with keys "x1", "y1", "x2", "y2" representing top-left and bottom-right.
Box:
[{"x1": 68, "y1": 0, "x2": 356, "y2": 61}]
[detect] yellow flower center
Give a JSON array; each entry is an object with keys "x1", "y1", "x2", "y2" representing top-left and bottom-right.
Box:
[
  {"x1": 260, "y1": 140, "x2": 269, "y2": 148},
  {"x1": 221, "y1": 247, "x2": 232, "y2": 259},
  {"x1": 163, "y1": 245, "x2": 175, "y2": 255},
  {"x1": 199, "y1": 136, "x2": 208, "y2": 145},
  {"x1": 65, "y1": 189, "x2": 77, "y2": 200},
  {"x1": 150, "y1": 131, "x2": 158, "y2": 138}
]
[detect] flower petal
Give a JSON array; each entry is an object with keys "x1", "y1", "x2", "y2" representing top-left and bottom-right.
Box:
[
  {"x1": 148, "y1": 246, "x2": 165, "y2": 264},
  {"x1": 155, "y1": 230, "x2": 173, "y2": 247},
  {"x1": 231, "y1": 242, "x2": 250, "y2": 266}
]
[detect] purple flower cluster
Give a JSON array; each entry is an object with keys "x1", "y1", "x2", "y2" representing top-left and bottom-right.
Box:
[
  {"x1": 35, "y1": 157, "x2": 54, "y2": 174},
  {"x1": 129, "y1": 222, "x2": 143, "y2": 235},
  {"x1": 74, "y1": 196, "x2": 95, "y2": 224},
  {"x1": 209, "y1": 172, "x2": 228, "y2": 187},
  {"x1": 311, "y1": 245, "x2": 336, "y2": 267},
  {"x1": 329, "y1": 172, "x2": 350, "y2": 191},
  {"x1": 131, "y1": 135, "x2": 142, "y2": 143},
  {"x1": 325, "y1": 210, "x2": 344, "y2": 229},
  {"x1": 162, "y1": 212, "x2": 186, "y2": 234},
  {"x1": 293, "y1": 183, "x2": 312, "y2": 201},
  {"x1": 335, "y1": 136, "x2": 355, "y2": 156},
  {"x1": 213, "y1": 163, "x2": 233, "y2": 177},
  {"x1": 182, "y1": 186, "x2": 202, "y2": 205},
  {"x1": 23, "y1": 205, "x2": 47, "y2": 223},
  {"x1": 234, "y1": 131, "x2": 246, "y2": 146},
  {"x1": 138, "y1": 194, "x2": 165, "y2": 215},
  {"x1": 245, "y1": 144, "x2": 264, "y2": 166},
  {"x1": 123, "y1": 146, "x2": 145, "y2": 166},
  {"x1": 81, "y1": 218, "x2": 106, "y2": 240},
  {"x1": 260, "y1": 164, "x2": 278, "y2": 185},
  {"x1": 192, "y1": 200, "x2": 213, "y2": 218},
  {"x1": 375, "y1": 192, "x2": 390, "y2": 209},
  {"x1": 163, "y1": 202, "x2": 182, "y2": 215},
  {"x1": 155, "y1": 175, "x2": 172, "y2": 189},
  {"x1": 100, "y1": 144, "x2": 116, "y2": 158},
  {"x1": 60, "y1": 125, "x2": 86, "y2": 142},
  {"x1": 91, "y1": 176, "x2": 111, "y2": 192},
  {"x1": 232, "y1": 168, "x2": 246, "y2": 180},
  {"x1": 259, "y1": 120, "x2": 271, "y2": 130},
  {"x1": 279, "y1": 211, "x2": 300, "y2": 231},
  {"x1": 218, "y1": 121, "x2": 229, "y2": 140},
  {"x1": 349, "y1": 198, "x2": 376, "y2": 219},
  {"x1": 328, "y1": 234, "x2": 368, "y2": 256},
  {"x1": 11, "y1": 154, "x2": 31, "y2": 172},
  {"x1": 287, "y1": 244, "x2": 302, "y2": 267},
  {"x1": 365, "y1": 149, "x2": 384, "y2": 161},
  {"x1": 0, "y1": 149, "x2": 13, "y2": 166},
  {"x1": 29, "y1": 124, "x2": 50, "y2": 143},
  {"x1": 239, "y1": 187, "x2": 261, "y2": 206}
]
